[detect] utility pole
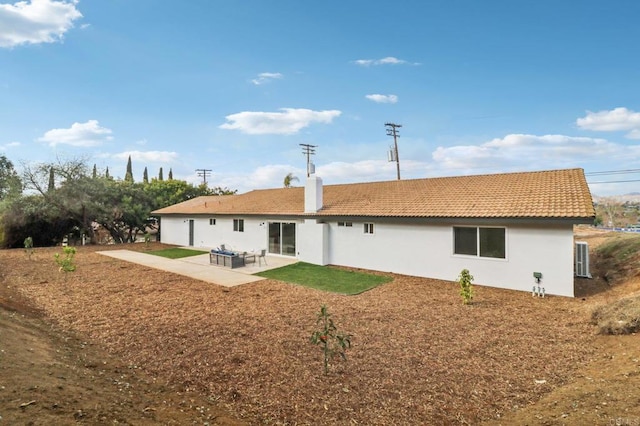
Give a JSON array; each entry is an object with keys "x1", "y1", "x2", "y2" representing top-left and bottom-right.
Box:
[
  {"x1": 385, "y1": 122, "x2": 402, "y2": 180},
  {"x1": 299, "y1": 143, "x2": 317, "y2": 177},
  {"x1": 196, "y1": 168, "x2": 212, "y2": 184}
]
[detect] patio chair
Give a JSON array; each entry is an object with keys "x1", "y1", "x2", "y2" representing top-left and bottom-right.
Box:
[
  {"x1": 258, "y1": 249, "x2": 267, "y2": 266},
  {"x1": 243, "y1": 251, "x2": 256, "y2": 264}
]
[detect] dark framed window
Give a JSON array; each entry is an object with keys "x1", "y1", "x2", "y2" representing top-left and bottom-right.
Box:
[
  {"x1": 454, "y1": 226, "x2": 505, "y2": 259},
  {"x1": 364, "y1": 223, "x2": 374, "y2": 234},
  {"x1": 209, "y1": 218, "x2": 216, "y2": 225},
  {"x1": 233, "y1": 219, "x2": 244, "y2": 232},
  {"x1": 479, "y1": 227, "x2": 506, "y2": 258},
  {"x1": 338, "y1": 221, "x2": 353, "y2": 227},
  {"x1": 454, "y1": 227, "x2": 477, "y2": 256}
]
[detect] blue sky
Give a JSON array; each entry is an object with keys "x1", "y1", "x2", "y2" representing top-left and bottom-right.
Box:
[{"x1": 1, "y1": 0, "x2": 640, "y2": 196}]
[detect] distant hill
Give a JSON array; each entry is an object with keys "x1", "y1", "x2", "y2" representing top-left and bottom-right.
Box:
[{"x1": 593, "y1": 193, "x2": 640, "y2": 203}]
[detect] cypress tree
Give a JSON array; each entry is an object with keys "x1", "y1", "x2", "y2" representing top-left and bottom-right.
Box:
[
  {"x1": 105, "y1": 167, "x2": 110, "y2": 179},
  {"x1": 143, "y1": 167, "x2": 149, "y2": 184},
  {"x1": 158, "y1": 167, "x2": 163, "y2": 181},
  {"x1": 168, "y1": 168, "x2": 173, "y2": 180},
  {"x1": 125, "y1": 155, "x2": 134, "y2": 183},
  {"x1": 92, "y1": 164, "x2": 97, "y2": 178},
  {"x1": 47, "y1": 167, "x2": 55, "y2": 192}
]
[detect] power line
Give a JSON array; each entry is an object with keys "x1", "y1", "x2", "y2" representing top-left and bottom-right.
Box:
[
  {"x1": 585, "y1": 168, "x2": 640, "y2": 176},
  {"x1": 587, "y1": 179, "x2": 640, "y2": 184}
]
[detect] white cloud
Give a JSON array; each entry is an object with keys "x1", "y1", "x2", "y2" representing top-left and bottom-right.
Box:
[
  {"x1": 365, "y1": 94, "x2": 398, "y2": 104},
  {"x1": 251, "y1": 72, "x2": 283, "y2": 85},
  {"x1": 353, "y1": 56, "x2": 418, "y2": 66},
  {"x1": 627, "y1": 129, "x2": 640, "y2": 140},
  {"x1": 38, "y1": 120, "x2": 113, "y2": 147},
  {"x1": 432, "y1": 134, "x2": 619, "y2": 171},
  {"x1": 0, "y1": 141, "x2": 21, "y2": 150},
  {"x1": 112, "y1": 150, "x2": 178, "y2": 163},
  {"x1": 576, "y1": 107, "x2": 640, "y2": 139},
  {"x1": 0, "y1": 0, "x2": 83, "y2": 48},
  {"x1": 219, "y1": 108, "x2": 342, "y2": 135}
]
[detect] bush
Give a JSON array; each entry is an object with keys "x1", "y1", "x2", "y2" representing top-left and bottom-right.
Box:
[
  {"x1": 458, "y1": 269, "x2": 474, "y2": 305},
  {"x1": 24, "y1": 236, "x2": 34, "y2": 259},
  {"x1": 54, "y1": 246, "x2": 77, "y2": 274}
]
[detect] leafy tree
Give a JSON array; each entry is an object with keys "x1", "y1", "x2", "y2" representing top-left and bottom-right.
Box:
[
  {"x1": 125, "y1": 155, "x2": 134, "y2": 183},
  {"x1": 90, "y1": 180, "x2": 153, "y2": 243},
  {"x1": 207, "y1": 185, "x2": 236, "y2": 196},
  {"x1": 145, "y1": 179, "x2": 212, "y2": 210},
  {"x1": 20, "y1": 159, "x2": 104, "y2": 244},
  {"x1": 1, "y1": 194, "x2": 79, "y2": 247},
  {"x1": 0, "y1": 155, "x2": 22, "y2": 201},
  {"x1": 2, "y1": 158, "x2": 238, "y2": 248},
  {"x1": 596, "y1": 198, "x2": 624, "y2": 227},
  {"x1": 283, "y1": 172, "x2": 299, "y2": 188}
]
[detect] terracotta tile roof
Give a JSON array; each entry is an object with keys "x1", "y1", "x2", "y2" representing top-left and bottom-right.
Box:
[{"x1": 152, "y1": 168, "x2": 595, "y2": 220}]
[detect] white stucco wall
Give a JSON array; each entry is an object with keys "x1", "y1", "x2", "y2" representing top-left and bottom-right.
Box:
[
  {"x1": 327, "y1": 221, "x2": 575, "y2": 297},
  {"x1": 160, "y1": 214, "x2": 576, "y2": 297},
  {"x1": 159, "y1": 216, "x2": 271, "y2": 253},
  {"x1": 297, "y1": 219, "x2": 328, "y2": 265}
]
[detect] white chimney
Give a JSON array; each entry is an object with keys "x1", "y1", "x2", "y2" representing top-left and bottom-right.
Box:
[{"x1": 305, "y1": 175, "x2": 323, "y2": 213}]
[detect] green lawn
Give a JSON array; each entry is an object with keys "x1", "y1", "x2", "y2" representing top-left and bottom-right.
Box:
[
  {"x1": 257, "y1": 262, "x2": 392, "y2": 295},
  {"x1": 147, "y1": 247, "x2": 208, "y2": 259}
]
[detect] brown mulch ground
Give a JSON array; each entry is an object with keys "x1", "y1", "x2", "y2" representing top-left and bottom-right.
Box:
[{"x1": 1, "y1": 233, "x2": 639, "y2": 425}]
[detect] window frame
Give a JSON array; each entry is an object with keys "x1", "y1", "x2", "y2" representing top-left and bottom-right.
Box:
[
  {"x1": 364, "y1": 223, "x2": 374, "y2": 234},
  {"x1": 337, "y1": 221, "x2": 353, "y2": 227},
  {"x1": 453, "y1": 226, "x2": 506, "y2": 259},
  {"x1": 209, "y1": 218, "x2": 216, "y2": 225},
  {"x1": 233, "y1": 218, "x2": 244, "y2": 232}
]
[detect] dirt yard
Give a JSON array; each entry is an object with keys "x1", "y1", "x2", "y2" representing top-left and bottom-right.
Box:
[{"x1": 1, "y1": 232, "x2": 639, "y2": 425}]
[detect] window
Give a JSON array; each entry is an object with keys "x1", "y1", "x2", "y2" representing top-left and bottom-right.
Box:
[
  {"x1": 364, "y1": 223, "x2": 374, "y2": 234},
  {"x1": 454, "y1": 227, "x2": 477, "y2": 255},
  {"x1": 209, "y1": 218, "x2": 216, "y2": 225},
  {"x1": 454, "y1": 227, "x2": 505, "y2": 259},
  {"x1": 233, "y1": 219, "x2": 244, "y2": 232},
  {"x1": 338, "y1": 221, "x2": 353, "y2": 227}
]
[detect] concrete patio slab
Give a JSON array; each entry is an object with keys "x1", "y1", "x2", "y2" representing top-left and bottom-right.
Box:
[{"x1": 97, "y1": 250, "x2": 297, "y2": 287}]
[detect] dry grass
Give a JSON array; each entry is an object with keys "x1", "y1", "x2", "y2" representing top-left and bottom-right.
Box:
[
  {"x1": 3, "y1": 243, "x2": 600, "y2": 425},
  {"x1": 591, "y1": 294, "x2": 640, "y2": 334}
]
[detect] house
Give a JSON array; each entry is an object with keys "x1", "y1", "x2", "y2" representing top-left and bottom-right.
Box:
[{"x1": 152, "y1": 168, "x2": 595, "y2": 297}]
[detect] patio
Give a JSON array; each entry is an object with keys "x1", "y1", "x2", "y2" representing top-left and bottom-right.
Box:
[{"x1": 98, "y1": 249, "x2": 297, "y2": 287}]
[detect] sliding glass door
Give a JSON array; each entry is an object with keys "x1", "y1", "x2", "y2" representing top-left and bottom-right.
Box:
[{"x1": 268, "y1": 222, "x2": 296, "y2": 256}]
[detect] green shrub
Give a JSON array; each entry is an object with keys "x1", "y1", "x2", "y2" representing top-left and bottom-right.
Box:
[
  {"x1": 24, "y1": 236, "x2": 34, "y2": 259},
  {"x1": 310, "y1": 305, "x2": 351, "y2": 375},
  {"x1": 55, "y1": 246, "x2": 77, "y2": 274},
  {"x1": 458, "y1": 268, "x2": 474, "y2": 305}
]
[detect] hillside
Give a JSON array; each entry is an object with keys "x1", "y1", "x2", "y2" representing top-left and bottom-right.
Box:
[{"x1": 1, "y1": 230, "x2": 639, "y2": 425}]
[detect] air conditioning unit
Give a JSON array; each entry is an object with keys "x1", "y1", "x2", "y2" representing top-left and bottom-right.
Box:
[{"x1": 575, "y1": 241, "x2": 591, "y2": 278}]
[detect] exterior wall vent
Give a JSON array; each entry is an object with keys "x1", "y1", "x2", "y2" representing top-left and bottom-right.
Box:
[{"x1": 575, "y1": 241, "x2": 591, "y2": 278}]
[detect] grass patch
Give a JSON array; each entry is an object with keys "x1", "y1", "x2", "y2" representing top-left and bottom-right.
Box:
[
  {"x1": 596, "y1": 234, "x2": 640, "y2": 263},
  {"x1": 148, "y1": 248, "x2": 208, "y2": 259},
  {"x1": 257, "y1": 262, "x2": 392, "y2": 295}
]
